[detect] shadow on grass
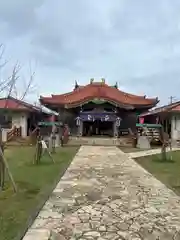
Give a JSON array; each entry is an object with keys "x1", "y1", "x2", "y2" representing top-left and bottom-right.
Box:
[
  {"x1": 17, "y1": 181, "x2": 40, "y2": 192},
  {"x1": 0, "y1": 181, "x2": 40, "y2": 200},
  {"x1": 25, "y1": 161, "x2": 56, "y2": 167},
  {"x1": 172, "y1": 185, "x2": 180, "y2": 190},
  {"x1": 152, "y1": 158, "x2": 175, "y2": 163}
]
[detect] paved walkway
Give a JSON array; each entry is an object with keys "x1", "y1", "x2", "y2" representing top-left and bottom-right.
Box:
[
  {"x1": 128, "y1": 147, "x2": 180, "y2": 159},
  {"x1": 23, "y1": 146, "x2": 180, "y2": 240}
]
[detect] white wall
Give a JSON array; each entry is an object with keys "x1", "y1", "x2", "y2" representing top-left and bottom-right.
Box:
[
  {"x1": 11, "y1": 112, "x2": 29, "y2": 138},
  {"x1": 2, "y1": 111, "x2": 29, "y2": 141},
  {"x1": 171, "y1": 114, "x2": 180, "y2": 140},
  {"x1": 2, "y1": 128, "x2": 10, "y2": 142}
]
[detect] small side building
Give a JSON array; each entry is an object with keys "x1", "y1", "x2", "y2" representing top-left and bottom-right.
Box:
[
  {"x1": 0, "y1": 96, "x2": 55, "y2": 142},
  {"x1": 139, "y1": 101, "x2": 180, "y2": 141}
]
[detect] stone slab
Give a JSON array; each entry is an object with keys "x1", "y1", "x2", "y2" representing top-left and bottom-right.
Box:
[
  {"x1": 128, "y1": 147, "x2": 180, "y2": 158},
  {"x1": 23, "y1": 229, "x2": 50, "y2": 240}
]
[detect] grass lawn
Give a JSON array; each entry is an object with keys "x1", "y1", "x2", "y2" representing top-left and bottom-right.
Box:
[
  {"x1": 136, "y1": 150, "x2": 180, "y2": 196},
  {"x1": 0, "y1": 146, "x2": 79, "y2": 240}
]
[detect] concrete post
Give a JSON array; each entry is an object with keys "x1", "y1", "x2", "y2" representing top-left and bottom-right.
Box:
[
  {"x1": 79, "y1": 120, "x2": 83, "y2": 136},
  {"x1": 113, "y1": 122, "x2": 118, "y2": 137}
]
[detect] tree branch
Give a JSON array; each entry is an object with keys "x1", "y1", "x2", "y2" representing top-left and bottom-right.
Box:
[
  {"x1": 0, "y1": 44, "x2": 8, "y2": 70},
  {"x1": 20, "y1": 63, "x2": 35, "y2": 101}
]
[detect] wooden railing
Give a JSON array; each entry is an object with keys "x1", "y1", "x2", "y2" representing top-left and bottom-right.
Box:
[
  {"x1": 7, "y1": 127, "x2": 15, "y2": 142},
  {"x1": 7, "y1": 126, "x2": 22, "y2": 142}
]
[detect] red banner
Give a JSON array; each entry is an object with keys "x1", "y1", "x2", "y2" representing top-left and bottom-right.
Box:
[{"x1": 139, "y1": 117, "x2": 144, "y2": 124}]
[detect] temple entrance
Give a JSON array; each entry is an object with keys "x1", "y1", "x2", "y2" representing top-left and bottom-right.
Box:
[{"x1": 83, "y1": 120, "x2": 113, "y2": 136}]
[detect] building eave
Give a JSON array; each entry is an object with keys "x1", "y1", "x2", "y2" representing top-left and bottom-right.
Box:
[
  {"x1": 40, "y1": 81, "x2": 158, "y2": 108},
  {"x1": 140, "y1": 101, "x2": 180, "y2": 117}
]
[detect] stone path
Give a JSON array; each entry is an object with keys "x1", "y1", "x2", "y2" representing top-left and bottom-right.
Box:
[{"x1": 23, "y1": 146, "x2": 180, "y2": 240}]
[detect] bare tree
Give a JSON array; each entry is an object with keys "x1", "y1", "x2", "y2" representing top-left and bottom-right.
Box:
[{"x1": 0, "y1": 44, "x2": 36, "y2": 193}]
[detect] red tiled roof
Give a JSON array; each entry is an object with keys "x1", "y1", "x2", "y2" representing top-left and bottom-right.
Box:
[
  {"x1": 171, "y1": 104, "x2": 180, "y2": 111},
  {"x1": 0, "y1": 96, "x2": 42, "y2": 112},
  {"x1": 140, "y1": 101, "x2": 180, "y2": 117},
  {"x1": 0, "y1": 98, "x2": 28, "y2": 110},
  {"x1": 40, "y1": 82, "x2": 158, "y2": 108}
]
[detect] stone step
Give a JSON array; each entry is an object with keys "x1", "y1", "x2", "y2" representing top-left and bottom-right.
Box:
[{"x1": 67, "y1": 137, "x2": 133, "y2": 146}]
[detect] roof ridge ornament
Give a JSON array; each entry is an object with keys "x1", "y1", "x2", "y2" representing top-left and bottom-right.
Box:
[
  {"x1": 74, "y1": 80, "x2": 79, "y2": 90},
  {"x1": 90, "y1": 78, "x2": 94, "y2": 84},
  {"x1": 101, "y1": 78, "x2": 105, "y2": 83}
]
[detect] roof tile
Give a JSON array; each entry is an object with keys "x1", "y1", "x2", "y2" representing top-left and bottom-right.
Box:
[
  {"x1": 140, "y1": 101, "x2": 180, "y2": 116},
  {"x1": 40, "y1": 82, "x2": 158, "y2": 107}
]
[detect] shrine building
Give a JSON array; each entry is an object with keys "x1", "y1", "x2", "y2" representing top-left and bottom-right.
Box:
[{"x1": 40, "y1": 78, "x2": 159, "y2": 137}]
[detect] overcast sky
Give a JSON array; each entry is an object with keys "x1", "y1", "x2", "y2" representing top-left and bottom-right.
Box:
[{"x1": 0, "y1": 0, "x2": 180, "y2": 105}]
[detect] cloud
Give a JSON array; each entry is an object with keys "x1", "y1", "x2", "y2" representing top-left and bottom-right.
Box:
[
  {"x1": 0, "y1": 0, "x2": 45, "y2": 36},
  {"x1": 0, "y1": 0, "x2": 180, "y2": 104}
]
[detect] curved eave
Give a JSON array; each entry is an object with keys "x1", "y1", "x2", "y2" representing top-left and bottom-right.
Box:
[
  {"x1": 40, "y1": 96, "x2": 158, "y2": 111},
  {"x1": 134, "y1": 100, "x2": 159, "y2": 109}
]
